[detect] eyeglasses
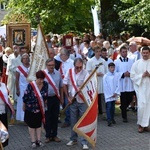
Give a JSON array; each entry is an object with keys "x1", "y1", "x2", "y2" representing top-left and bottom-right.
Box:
[
  {"x1": 75, "y1": 66, "x2": 82, "y2": 69},
  {"x1": 60, "y1": 54, "x2": 66, "y2": 56},
  {"x1": 47, "y1": 64, "x2": 55, "y2": 66},
  {"x1": 22, "y1": 58, "x2": 29, "y2": 59}
]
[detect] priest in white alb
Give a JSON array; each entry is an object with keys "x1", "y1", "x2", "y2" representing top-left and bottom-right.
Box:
[{"x1": 130, "y1": 46, "x2": 150, "y2": 133}]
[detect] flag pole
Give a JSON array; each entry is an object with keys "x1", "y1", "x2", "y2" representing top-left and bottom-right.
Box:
[
  {"x1": 79, "y1": 62, "x2": 102, "y2": 90},
  {"x1": 61, "y1": 62, "x2": 102, "y2": 114}
]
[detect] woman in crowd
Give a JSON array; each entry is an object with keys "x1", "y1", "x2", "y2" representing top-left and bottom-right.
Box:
[
  {"x1": 0, "y1": 72, "x2": 14, "y2": 147},
  {"x1": 23, "y1": 70, "x2": 48, "y2": 148},
  {"x1": 16, "y1": 53, "x2": 30, "y2": 122}
]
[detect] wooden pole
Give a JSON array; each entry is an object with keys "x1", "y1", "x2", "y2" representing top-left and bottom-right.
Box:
[
  {"x1": 0, "y1": 142, "x2": 4, "y2": 150},
  {"x1": 61, "y1": 62, "x2": 103, "y2": 114}
]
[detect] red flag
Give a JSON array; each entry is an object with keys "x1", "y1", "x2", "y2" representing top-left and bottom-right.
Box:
[{"x1": 73, "y1": 69, "x2": 99, "y2": 147}]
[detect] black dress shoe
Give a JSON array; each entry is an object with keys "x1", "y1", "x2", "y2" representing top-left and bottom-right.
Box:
[
  {"x1": 107, "y1": 121, "x2": 112, "y2": 126},
  {"x1": 58, "y1": 120, "x2": 62, "y2": 123},
  {"x1": 123, "y1": 118, "x2": 128, "y2": 123},
  {"x1": 112, "y1": 119, "x2": 116, "y2": 124},
  {"x1": 61, "y1": 123, "x2": 70, "y2": 128}
]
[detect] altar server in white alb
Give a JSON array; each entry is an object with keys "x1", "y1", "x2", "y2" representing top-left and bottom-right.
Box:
[
  {"x1": 114, "y1": 46, "x2": 134, "y2": 122},
  {"x1": 86, "y1": 46, "x2": 108, "y2": 118},
  {"x1": 130, "y1": 46, "x2": 150, "y2": 133},
  {"x1": 103, "y1": 62, "x2": 121, "y2": 126}
]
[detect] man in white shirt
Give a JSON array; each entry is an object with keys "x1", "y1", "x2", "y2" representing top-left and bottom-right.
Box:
[
  {"x1": 59, "y1": 48, "x2": 74, "y2": 79},
  {"x1": 86, "y1": 46, "x2": 108, "y2": 119},
  {"x1": 114, "y1": 46, "x2": 134, "y2": 122},
  {"x1": 128, "y1": 42, "x2": 141, "y2": 61},
  {"x1": 64, "y1": 58, "x2": 89, "y2": 150},
  {"x1": 59, "y1": 48, "x2": 74, "y2": 128}
]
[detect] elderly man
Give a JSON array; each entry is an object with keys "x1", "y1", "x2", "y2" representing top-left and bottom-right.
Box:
[
  {"x1": 48, "y1": 48, "x2": 61, "y2": 70},
  {"x1": 128, "y1": 41, "x2": 141, "y2": 61},
  {"x1": 130, "y1": 46, "x2": 150, "y2": 133},
  {"x1": 44, "y1": 58, "x2": 63, "y2": 142},
  {"x1": 64, "y1": 58, "x2": 89, "y2": 150},
  {"x1": 59, "y1": 48, "x2": 74, "y2": 128}
]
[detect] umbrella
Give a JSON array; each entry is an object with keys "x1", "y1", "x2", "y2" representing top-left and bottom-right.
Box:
[{"x1": 127, "y1": 37, "x2": 150, "y2": 46}]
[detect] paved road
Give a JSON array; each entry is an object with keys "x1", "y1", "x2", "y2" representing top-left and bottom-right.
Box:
[{"x1": 5, "y1": 110, "x2": 150, "y2": 150}]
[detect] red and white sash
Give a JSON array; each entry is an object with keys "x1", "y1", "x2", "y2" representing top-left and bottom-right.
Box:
[
  {"x1": 59, "y1": 63, "x2": 64, "y2": 79},
  {"x1": 0, "y1": 84, "x2": 14, "y2": 114},
  {"x1": 18, "y1": 66, "x2": 28, "y2": 78},
  {"x1": 69, "y1": 68, "x2": 85, "y2": 102},
  {"x1": 43, "y1": 70, "x2": 60, "y2": 100},
  {"x1": 30, "y1": 81, "x2": 45, "y2": 124}
]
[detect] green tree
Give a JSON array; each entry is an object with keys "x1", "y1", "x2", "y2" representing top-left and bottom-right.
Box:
[
  {"x1": 4, "y1": 0, "x2": 95, "y2": 34},
  {"x1": 119, "y1": 0, "x2": 150, "y2": 35}
]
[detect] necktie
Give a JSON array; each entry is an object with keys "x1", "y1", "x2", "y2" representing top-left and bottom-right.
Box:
[{"x1": 123, "y1": 58, "x2": 126, "y2": 62}]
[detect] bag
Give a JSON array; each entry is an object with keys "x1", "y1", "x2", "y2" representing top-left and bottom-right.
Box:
[{"x1": 0, "y1": 121, "x2": 9, "y2": 143}]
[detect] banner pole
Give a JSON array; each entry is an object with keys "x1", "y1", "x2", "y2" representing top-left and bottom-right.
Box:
[
  {"x1": 79, "y1": 62, "x2": 102, "y2": 90},
  {"x1": 61, "y1": 62, "x2": 102, "y2": 114}
]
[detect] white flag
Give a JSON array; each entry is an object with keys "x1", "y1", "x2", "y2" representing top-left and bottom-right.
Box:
[
  {"x1": 91, "y1": 6, "x2": 100, "y2": 36},
  {"x1": 27, "y1": 24, "x2": 49, "y2": 81}
]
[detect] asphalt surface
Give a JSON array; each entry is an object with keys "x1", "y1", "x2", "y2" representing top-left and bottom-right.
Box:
[{"x1": 4, "y1": 109, "x2": 150, "y2": 150}]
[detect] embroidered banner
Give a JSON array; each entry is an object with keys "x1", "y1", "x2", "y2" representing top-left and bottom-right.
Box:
[{"x1": 27, "y1": 24, "x2": 49, "y2": 81}]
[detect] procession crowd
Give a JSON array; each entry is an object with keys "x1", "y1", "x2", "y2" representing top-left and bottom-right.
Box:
[{"x1": 0, "y1": 32, "x2": 150, "y2": 150}]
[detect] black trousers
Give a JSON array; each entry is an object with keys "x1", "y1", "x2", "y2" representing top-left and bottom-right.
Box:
[
  {"x1": 98, "y1": 94, "x2": 106, "y2": 114},
  {"x1": 45, "y1": 96, "x2": 60, "y2": 138},
  {"x1": 120, "y1": 91, "x2": 134, "y2": 119}
]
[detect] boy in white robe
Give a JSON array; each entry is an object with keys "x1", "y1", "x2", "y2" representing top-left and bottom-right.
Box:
[{"x1": 103, "y1": 62, "x2": 121, "y2": 126}]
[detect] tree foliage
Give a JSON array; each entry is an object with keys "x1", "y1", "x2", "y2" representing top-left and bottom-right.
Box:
[
  {"x1": 4, "y1": 0, "x2": 94, "y2": 34},
  {"x1": 2, "y1": 0, "x2": 149, "y2": 36},
  {"x1": 119, "y1": 0, "x2": 150, "y2": 30}
]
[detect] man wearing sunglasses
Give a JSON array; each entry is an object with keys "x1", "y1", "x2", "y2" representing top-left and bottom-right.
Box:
[{"x1": 63, "y1": 58, "x2": 89, "y2": 150}]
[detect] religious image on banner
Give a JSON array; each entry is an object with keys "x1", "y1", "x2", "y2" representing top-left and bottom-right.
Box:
[
  {"x1": 73, "y1": 67, "x2": 99, "y2": 147},
  {"x1": 27, "y1": 24, "x2": 49, "y2": 81}
]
